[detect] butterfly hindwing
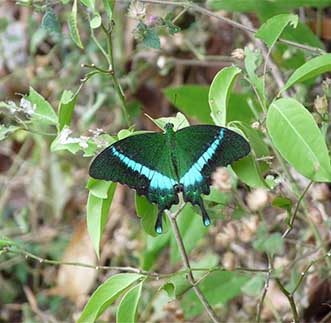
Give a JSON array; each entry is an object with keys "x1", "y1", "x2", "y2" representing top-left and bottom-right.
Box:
[{"x1": 175, "y1": 125, "x2": 250, "y2": 225}]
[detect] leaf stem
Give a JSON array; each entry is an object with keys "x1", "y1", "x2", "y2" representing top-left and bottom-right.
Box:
[{"x1": 167, "y1": 211, "x2": 220, "y2": 323}]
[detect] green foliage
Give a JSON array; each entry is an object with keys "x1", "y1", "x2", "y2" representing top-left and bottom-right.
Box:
[
  {"x1": 283, "y1": 54, "x2": 331, "y2": 91},
  {"x1": 116, "y1": 282, "x2": 143, "y2": 323},
  {"x1": 86, "y1": 180, "x2": 117, "y2": 257},
  {"x1": 209, "y1": 66, "x2": 241, "y2": 126},
  {"x1": 2, "y1": 1, "x2": 331, "y2": 322},
  {"x1": 78, "y1": 274, "x2": 143, "y2": 322},
  {"x1": 68, "y1": 0, "x2": 84, "y2": 49},
  {"x1": 255, "y1": 14, "x2": 298, "y2": 49},
  {"x1": 267, "y1": 98, "x2": 331, "y2": 181},
  {"x1": 163, "y1": 86, "x2": 212, "y2": 123}
]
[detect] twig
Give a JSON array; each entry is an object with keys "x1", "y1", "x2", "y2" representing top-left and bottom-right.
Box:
[
  {"x1": 139, "y1": 0, "x2": 326, "y2": 55},
  {"x1": 282, "y1": 180, "x2": 313, "y2": 238},
  {"x1": 1, "y1": 245, "x2": 269, "y2": 275},
  {"x1": 167, "y1": 211, "x2": 220, "y2": 323},
  {"x1": 275, "y1": 278, "x2": 300, "y2": 323},
  {"x1": 238, "y1": 15, "x2": 290, "y2": 98},
  {"x1": 256, "y1": 255, "x2": 273, "y2": 323},
  {"x1": 102, "y1": 24, "x2": 131, "y2": 127}
]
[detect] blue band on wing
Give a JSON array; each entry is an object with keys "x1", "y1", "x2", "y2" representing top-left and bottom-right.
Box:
[
  {"x1": 111, "y1": 146, "x2": 177, "y2": 190},
  {"x1": 180, "y1": 129, "x2": 224, "y2": 187}
]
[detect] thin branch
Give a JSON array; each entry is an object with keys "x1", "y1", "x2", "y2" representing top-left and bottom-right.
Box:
[
  {"x1": 256, "y1": 255, "x2": 273, "y2": 323},
  {"x1": 167, "y1": 211, "x2": 221, "y2": 323},
  {"x1": 282, "y1": 180, "x2": 313, "y2": 238},
  {"x1": 101, "y1": 24, "x2": 131, "y2": 127},
  {"x1": 139, "y1": 0, "x2": 326, "y2": 55},
  {"x1": 275, "y1": 278, "x2": 300, "y2": 323},
  {"x1": 1, "y1": 245, "x2": 268, "y2": 276}
]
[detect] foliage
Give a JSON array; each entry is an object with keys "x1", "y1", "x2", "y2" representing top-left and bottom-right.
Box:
[{"x1": 1, "y1": 1, "x2": 331, "y2": 322}]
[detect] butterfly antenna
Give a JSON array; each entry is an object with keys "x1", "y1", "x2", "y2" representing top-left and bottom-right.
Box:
[
  {"x1": 155, "y1": 209, "x2": 164, "y2": 234},
  {"x1": 198, "y1": 199, "x2": 211, "y2": 227}
]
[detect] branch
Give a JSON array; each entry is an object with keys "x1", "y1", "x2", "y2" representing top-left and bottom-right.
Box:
[
  {"x1": 256, "y1": 255, "x2": 273, "y2": 323},
  {"x1": 139, "y1": 0, "x2": 326, "y2": 55},
  {"x1": 101, "y1": 24, "x2": 131, "y2": 127},
  {"x1": 282, "y1": 180, "x2": 313, "y2": 238},
  {"x1": 167, "y1": 211, "x2": 220, "y2": 323},
  {"x1": 275, "y1": 278, "x2": 300, "y2": 323}
]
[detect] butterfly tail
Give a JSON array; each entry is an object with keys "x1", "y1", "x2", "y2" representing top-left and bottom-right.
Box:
[
  {"x1": 198, "y1": 199, "x2": 211, "y2": 227},
  {"x1": 155, "y1": 209, "x2": 164, "y2": 234}
]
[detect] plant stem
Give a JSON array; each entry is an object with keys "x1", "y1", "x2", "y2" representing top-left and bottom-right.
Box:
[
  {"x1": 275, "y1": 278, "x2": 300, "y2": 323},
  {"x1": 102, "y1": 24, "x2": 131, "y2": 127},
  {"x1": 167, "y1": 211, "x2": 220, "y2": 323},
  {"x1": 282, "y1": 180, "x2": 313, "y2": 238},
  {"x1": 256, "y1": 254, "x2": 273, "y2": 323},
  {"x1": 139, "y1": 0, "x2": 325, "y2": 55}
]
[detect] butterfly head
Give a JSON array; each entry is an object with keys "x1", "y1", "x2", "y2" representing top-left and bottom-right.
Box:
[{"x1": 165, "y1": 123, "x2": 174, "y2": 131}]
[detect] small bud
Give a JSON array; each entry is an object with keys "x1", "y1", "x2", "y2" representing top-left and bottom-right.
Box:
[
  {"x1": 314, "y1": 95, "x2": 328, "y2": 114},
  {"x1": 127, "y1": 1, "x2": 146, "y2": 20},
  {"x1": 308, "y1": 207, "x2": 323, "y2": 225},
  {"x1": 246, "y1": 188, "x2": 269, "y2": 211},
  {"x1": 311, "y1": 183, "x2": 330, "y2": 201},
  {"x1": 212, "y1": 167, "x2": 232, "y2": 192},
  {"x1": 231, "y1": 48, "x2": 245, "y2": 60},
  {"x1": 251, "y1": 121, "x2": 260, "y2": 129},
  {"x1": 222, "y1": 251, "x2": 237, "y2": 271}
]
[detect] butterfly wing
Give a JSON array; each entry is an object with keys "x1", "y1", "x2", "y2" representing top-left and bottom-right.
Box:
[
  {"x1": 175, "y1": 125, "x2": 250, "y2": 224},
  {"x1": 89, "y1": 132, "x2": 179, "y2": 233}
]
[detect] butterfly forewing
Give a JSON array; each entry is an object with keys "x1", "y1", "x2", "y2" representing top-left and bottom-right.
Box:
[{"x1": 89, "y1": 132, "x2": 179, "y2": 209}]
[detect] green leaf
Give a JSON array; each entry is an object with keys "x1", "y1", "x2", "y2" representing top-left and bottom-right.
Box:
[
  {"x1": 0, "y1": 125, "x2": 19, "y2": 141},
  {"x1": 27, "y1": 87, "x2": 58, "y2": 125},
  {"x1": 255, "y1": 14, "x2": 298, "y2": 50},
  {"x1": 253, "y1": 232, "x2": 284, "y2": 255},
  {"x1": 232, "y1": 155, "x2": 268, "y2": 188},
  {"x1": 87, "y1": 178, "x2": 113, "y2": 199},
  {"x1": 181, "y1": 271, "x2": 249, "y2": 319},
  {"x1": 283, "y1": 54, "x2": 331, "y2": 91},
  {"x1": 68, "y1": 0, "x2": 84, "y2": 49},
  {"x1": 58, "y1": 90, "x2": 77, "y2": 131},
  {"x1": 78, "y1": 273, "x2": 143, "y2": 323},
  {"x1": 41, "y1": 9, "x2": 61, "y2": 33},
  {"x1": 116, "y1": 281, "x2": 143, "y2": 323},
  {"x1": 170, "y1": 204, "x2": 208, "y2": 264},
  {"x1": 80, "y1": 0, "x2": 95, "y2": 9},
  {"x1": 230, "y1": 124, "x2": 269, "y2": 188},
  {"x1": 90, "y1": 12, "x2": 102, "y2": 29},
  {"x1": 102, "y1": 0, "x2": 114, "y2": 21},
  {"x1": 208, "y1": 66, "x2": 241, "y2": 126},
  {"x1": 163, "y1": 85, "x2": 213, "y2": 123},
  {"x1": 241, "y1": 274, "x2": 265, "y2": 297},
  {"x1": 87, "y1": 182, "x2": 116, "y2": 257},
  {"x1": 0, "y1": 237, "x2": 18, "y2": 248},
  {"x1": 143, "y1": 27, "x2": 160, "y2": 49},
  {"x1": 244, "y1": 47, "x2": 265, "y2": 106},
  {"x1": 272, "y1": 196, "x2": 292, "y2": 224},
  {"x1": 136, "y1": 194, "x2": 162, "y2": 237},
  {"x1": 142, "y1": 233, "x2": 170, "y2": 270},
  {"x1": 151, "y1": 112, "x2": 190, "y2": 131},
  {"x1": 267, "y1": 98, "x2": 331, "y2": 182}
]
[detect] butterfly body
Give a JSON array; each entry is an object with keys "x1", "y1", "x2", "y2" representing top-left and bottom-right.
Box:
[{"x1": 89, "y1": 123, "x2": 250, "y2": 233}]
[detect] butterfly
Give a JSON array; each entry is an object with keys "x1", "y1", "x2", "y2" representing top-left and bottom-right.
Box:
[{"x1": 89, "y1": 123, "x2": 250, "y2": 234}]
